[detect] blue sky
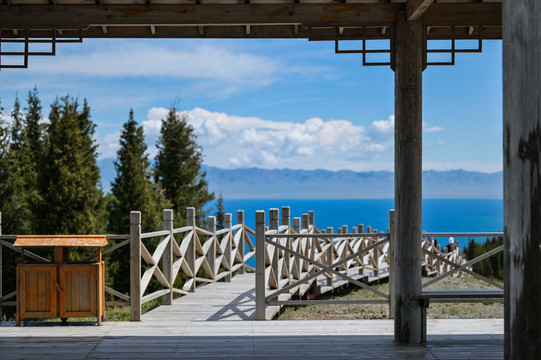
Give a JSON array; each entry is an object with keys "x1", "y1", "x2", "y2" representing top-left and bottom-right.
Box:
[{"x1": 0, "y1": 38, "x2": 503, "y2": 174}]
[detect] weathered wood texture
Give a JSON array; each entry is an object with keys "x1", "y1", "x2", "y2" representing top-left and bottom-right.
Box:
[
  {"x1": 0, "y1": 275, "x2": 505, "y2": 360},
  {"x1": 0, "y1": 3, "x2": 501, "y2": 41},
  {"x1": 393, "y1": 10, "x2": 424, "y2": 344},
  {"x1": 406, "y1": 0, "x2": 434, "y2": 21},
  {"x1": 129, "y1": 211, "x2": 142, "y2": 321},
  {"x1": 503, "y1": 0, "x2": 541, "y2": 358},
  {"x1": 162, "y1": 210, "x2": 174, "y2": 305}
]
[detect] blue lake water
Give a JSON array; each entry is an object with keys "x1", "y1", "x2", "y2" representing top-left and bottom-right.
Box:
[{"x1": 215, "y1": 198, "x2": 504, "y2": 249}]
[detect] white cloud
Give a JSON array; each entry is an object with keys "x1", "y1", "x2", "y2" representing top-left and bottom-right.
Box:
[
  {"x1": 30, "y1": 43, "x2": 278, "y2": 85},
  {"x1": 98, "y1": 107, "x2": 452, "y2": 171}
]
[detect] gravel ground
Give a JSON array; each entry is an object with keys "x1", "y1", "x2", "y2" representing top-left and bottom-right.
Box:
[{"x1": 277, "y1": 275, "x2": 504, "y2": 320}]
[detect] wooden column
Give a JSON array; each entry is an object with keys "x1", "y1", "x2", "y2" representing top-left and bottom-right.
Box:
[
  {"x1": 389, "y1": 209, "x2": 396, "y2": 319},
  {"x1": 224, "y1": 213, "x2": 232, "y2": 282},
  {"x1": 163, "y1": 209, "x2": 173, "y2": 305},
  {"x1": 503, "y1": 0, "x2": 541, "y2": 358},
  {"x1": 208, "y1": 216, "x2": 217, "y2": 281},
  {"x1": 130, "y1": 211, "x2": 142, "y2": 321},
  {"x1": 255, "y1": 210, "x2": 266, "y2": 320},
  {"x1": 0, "y1": 212, "x2": 2, "y2": 321},
  {"x1": 186, "y1": 207, "x2": 196, "y2": 292},
  {"x1": 393, "y1": 10, "x2": 424, "y2": 344},
  {"x1": 237, "y1": 210, "x2": 245, "y2": 274}
]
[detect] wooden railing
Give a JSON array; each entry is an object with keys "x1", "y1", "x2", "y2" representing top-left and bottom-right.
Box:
[
  {"x1": 254, "y1": 208, "x2": 475, "y2": 320},
  {"x1": 255, "y1": 207, "x2": 393, "y2": 320},
  {"x1": 0, "y1": 208, "x2": 502, "y2": 323},
  {"x1": 128, "y1": 207, "x2": 255, "y2": 321},
  {"x1": 420, "y1": 232, "x2": 504, "y2": 291},
  {"x1": 0, "y1": 208, "x2": 256, "y2": 322}
]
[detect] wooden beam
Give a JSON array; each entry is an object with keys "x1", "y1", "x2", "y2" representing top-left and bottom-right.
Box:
[
  {"x1": 0, "y1": 4, "x2": 399, "y2": 29},
  {"x1": 406, "y1": 0, "x2": 434, "y2": 22},
  {"x1": 393, "y1": 10, "x2": 424, "y2": 344},
  {"x1": 503, "y1": 0, "x2": 541, "y2": 358},
  {"x1": 423, "y1": 3, "x2": 501, "y2": 27},
  {"x1": 0, "y1": 3, "x2": 501, "y2": 30}
]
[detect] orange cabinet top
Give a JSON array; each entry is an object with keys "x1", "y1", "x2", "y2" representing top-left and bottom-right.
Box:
[{"x1": 14, "y1": 235, "x2": 108, "y2": 247}]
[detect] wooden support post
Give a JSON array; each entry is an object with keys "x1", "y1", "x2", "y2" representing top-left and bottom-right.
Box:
[
  {"x1": 326, "y1": 227, "x2": 334, "y2": 287},
  {"x1": 358, "y1": 224, "x2": 364, "y2": 233},
  {"x1": 503, "y1": 0, "x2": 541, "y2": 357},
  {"x1": 208, "y1": 216, "x2": 217, "y2": 280},
  {"x1": 302, "y1": 214, "x2": 308, "y2": 231},
  {"x1": 162, "y1": 209, "x2": 173, "y2": 305},
  {"x1": 269, "y1": 209, "x2": 279, "y2": 289},
  {"x1": 186, "y1": 207, "x2": 196, "y2": 292},
  {"x1": 293, "y1": 217, "x2": 302, "y2": 280},
  {"x1": 225, "y1": 213, "x2": 232, "y2": 282},
  {"x1": 281, "y1": 206, "x2": 290, "y2": 229},
  {"x1": 255, "y1": 210, "x2": 266, "y2": 320},
  {"x1": 0, "y1": 212, "x2": 2, "y2": 322},
  {"x1": 367, "y1": 226, "x2": 372, "y2": 234},
  {"x1": 342, "y1": 225, "x2": 348, "y2": 233},
  {"x1": 237, "y1": 210, "x2": 245, "y2": 274},
  {"x1": 281, "y1": 207, "x2": 291, "y2": 282},
  {"x1": 389, "y1": 209, "x2": 396, "y2": 319},
  {"x1": 293, "y1": 217, "x2": 301, "y2": 233},
  {"x1": 130, "y1": 211, "x2": 142, "y2": 321},
  {"x1": 308, "y1": 211, "x2": 314, "y2": 229},
  {"x1": 393, "y1": 10, "x2": 424, "y2": 344}
]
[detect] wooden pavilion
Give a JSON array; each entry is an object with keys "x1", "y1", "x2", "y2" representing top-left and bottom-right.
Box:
[{"x1": 0, "y1": 1, "x2": 539, "y2": 358}]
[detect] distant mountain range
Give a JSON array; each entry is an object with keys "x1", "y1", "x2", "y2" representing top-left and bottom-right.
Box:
[
  {"x1": 97, "y1": 160, "x2": 503, "y2": 199},
  {"x1": 204, "y1": 167, "x2": 503, "y2": 199}
]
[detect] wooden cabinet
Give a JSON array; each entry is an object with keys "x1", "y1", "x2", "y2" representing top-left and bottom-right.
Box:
[
  {"x1": 17, "y1": 263, "x2": 105, "y2": 325},
  {"x1": 15, "y1": 235, "x2": 107, "y2": 326}
]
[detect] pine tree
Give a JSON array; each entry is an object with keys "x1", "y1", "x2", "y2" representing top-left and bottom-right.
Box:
[
  {"x1": 106, "y1": 109, "x2": 168, "y2": 293},
  {"x1": 108, "y1": 109, "x2": 164, "y2": 233},
  {"x1": 215, "y1": 194, "x2": 226, "y2": 229},
  {"x1": 38, "y1": 96, "x2": 104, "y2": 234},
  {"x1": 154, "y1": 107, "x2": 214, "y2": 225},
  {"x1": 0, "y1": 96, "x2": 34, "y2": 234}
]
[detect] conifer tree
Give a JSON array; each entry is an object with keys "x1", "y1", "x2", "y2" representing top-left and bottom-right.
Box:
[
  {"x1": 107, "y1": 109, "x2": 168, "y2": 293},
  {"x1": 108, "y1": 109, "x2": 166, "y2": 233},
  {"x1": 215, "y1": 194, "x2": 226, "y2": 229},
  {"x1": 0, "y1": 96, "x2": 34, "y2": 234},
  {"x1": 38, "y1": 96, "x2": 104, "y2": 234},
  {"x1": 154, "y1": 107, "x2": 214, "y2": 225}
]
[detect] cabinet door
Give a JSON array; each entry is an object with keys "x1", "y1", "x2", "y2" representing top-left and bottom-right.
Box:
[
  {"x1": 18, "y1": 264, "x2": 57, "y2": 319},
  {"x1": 59, "y1": 264, "x2": 97, "y2": 318}
]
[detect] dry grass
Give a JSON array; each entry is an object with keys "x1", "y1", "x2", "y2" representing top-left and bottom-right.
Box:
[{"x1": 277, "y1": 275, "x2": 503, "y2": 320}]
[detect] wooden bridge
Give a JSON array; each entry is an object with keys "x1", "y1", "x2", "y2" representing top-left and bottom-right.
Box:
[{"x1": 0, "y1": 206, "x2": 505, "y2": 358}]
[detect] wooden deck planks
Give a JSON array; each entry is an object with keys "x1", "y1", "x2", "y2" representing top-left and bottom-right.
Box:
[{"x1": 0, "y1": 273, "x2": 504, "y2": 359}]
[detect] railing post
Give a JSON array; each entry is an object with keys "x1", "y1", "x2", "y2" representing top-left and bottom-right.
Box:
[
  {"x1": 293, "y1": 217, "x2": 302, "y2": 279},
  {"x1": 281, "y1": 207, "x2": 291, "y2": 285},
  {"x1": 293, "y1": 217, "x2": 301, "y2": 233},
  {"x1": 237, "y1": 210, "x2": 245, "y2": 274},
  {"x1": 358, "y1": 224, "x2": 364, "y2": 233},
  {"x1": 162, "y1": 209, "x2": 173, "y2": 305},
  {"x1": 130, "y1": 211, "x2": 142, "y2": 321},
  {"x1": 342, "y1": 225, "x2": 348, "y2": 233},
  {"x1": 326, "y1": 227, "x2": 334, "y2": 287},
  {"x1": 389, "y1": 209, "x2": 396, "y2": 319},
  {"x1": 269, "y1": 209, "x2": 279, "y2": 289},
  {"x1": 255, "y1": 210, "x2": 266, "y2": 320},
  {"x1": 186, "y1": 207, "x2": 196, "y2": 292},
  {"x1": 302, "y1": 214, "x2": 308, "y2": 231},
  {"x1": 208, "y1": 216, "x2": 217, "y2": 281},
  {"x1": 0, "y1": 212, "x2": 3, "y2": 321},
  {"x1": 225, "y1": 213, "x2": 232, "y2": 282}
]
